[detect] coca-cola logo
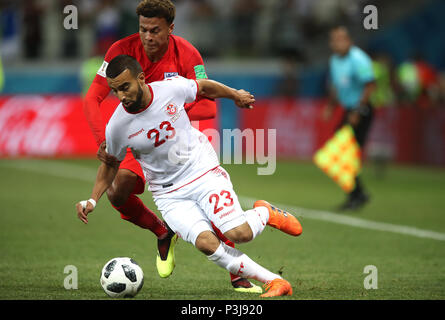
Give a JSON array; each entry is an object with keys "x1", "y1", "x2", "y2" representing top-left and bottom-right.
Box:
[{"x1": 0, "y1": 96, "x2": 75, "y2": 156}]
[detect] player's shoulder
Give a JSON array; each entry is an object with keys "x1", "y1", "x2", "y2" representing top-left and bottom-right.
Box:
[
  {"x1": 108, "y1": 33, "x2": 141, "y2": 54},
  {"x1": 171, "y1": 35, "x2": 197, "y2": 50},
  {"x1": 150, "y1": 77, "x2": 196, "y2": 100},
  {"x1": 170, "y1": 34, "x2": 202, "y2": 58},
  {"x1": 350, "y1": 46, "x2": 372, "y2": 62},
  {"x1": 114, "y1": 33, "x2": 141, "y2": 46},
  {"x1": 329, "y1": 54, "x2": 341, "y2": 69},
  {"x1": 150, "y1": 75, "x2": 190, "y2": 89}
]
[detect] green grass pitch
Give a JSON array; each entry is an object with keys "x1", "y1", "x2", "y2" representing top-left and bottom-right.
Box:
[{"x1": 0, "y1": 158, "x2": 444, "y2": 299}]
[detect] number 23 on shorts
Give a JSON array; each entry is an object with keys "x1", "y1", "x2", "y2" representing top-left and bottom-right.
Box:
[{"x1": 209, "y1": 190, "x2": 234, "y2": 214}]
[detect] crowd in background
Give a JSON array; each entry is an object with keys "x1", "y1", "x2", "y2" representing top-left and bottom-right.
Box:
[
  {"x1": 368, "y1": 52, "x2": 445, "y2": 109},
  {"x1": 1, "y1": 0, "x2": 444, "y2": 107},
  {"x1": 275, "y1": 47, "x2": 445, "y2": 109},
  {"x1": 1, "y1": 0, "x2": 370, "y2": 60}
]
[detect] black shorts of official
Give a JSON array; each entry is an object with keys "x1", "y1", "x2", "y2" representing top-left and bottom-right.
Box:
[{"x1": 338, "y1": 103, "x2": 374, "y2": 147}]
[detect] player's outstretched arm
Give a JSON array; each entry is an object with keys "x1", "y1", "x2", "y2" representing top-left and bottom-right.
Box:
[
  {"x1": 83, "y1": 82, "x2": 111, "y2": 146},
  {"x1": 196, "y1": 79, "x2": 255, "y2": 109},
  {"x1": 76, "y1": 161, "x2": 120, "y2": 224},
  {"x1": 185, "y1": 96, "x2": 217, "y2": 120}
]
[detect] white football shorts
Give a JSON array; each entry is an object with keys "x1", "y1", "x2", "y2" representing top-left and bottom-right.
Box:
[{"x1": 153, "y1": 166, "x2": 247, "y2": 246}]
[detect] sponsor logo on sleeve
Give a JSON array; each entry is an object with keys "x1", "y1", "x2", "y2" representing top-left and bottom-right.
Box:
[{"x1": 97, "y1": 61, "x2": 108, "y2": 77}]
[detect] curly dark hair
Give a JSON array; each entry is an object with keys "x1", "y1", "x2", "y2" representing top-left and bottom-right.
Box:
[{"x1": 136, "y1": 0, "x2": 175, "y2": 24}]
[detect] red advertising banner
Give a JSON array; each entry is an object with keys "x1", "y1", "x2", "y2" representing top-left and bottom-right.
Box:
[
  {"x1": 367, "y1": 106, "x2": 445, "y2": 165},
  {"x1": 0, "y1": 95, "x2": 118, "y2": 157},
  {"x1": 239, "y1": 98, "x2": 445, "y2": 166},
  {"x1": 239, "y1": 98, "x2": 344, "y2": 160},
  {"x1": 1, "y1": 94, "x2": 443, "y2": 165},
  {"x1": 0, "y1": 94, "x2": 219, "y2": 158}
]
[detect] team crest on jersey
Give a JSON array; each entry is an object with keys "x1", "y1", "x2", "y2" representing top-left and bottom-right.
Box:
[
  {"x1": 165, "y1": 103, "x2": 182, "y2": 122},
  {"x1": 164, "y1": 72, "x2": 179, "y2": 79},
  {"x1": 165, "y1": 103, "x2": 178, "y2": 116}
]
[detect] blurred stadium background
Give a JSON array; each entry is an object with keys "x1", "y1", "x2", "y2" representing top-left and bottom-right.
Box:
[
  {"x1": 1, "y1": 0, "x2": 445, "y2": 163},
  {"x1": 0, "y1": 0, "x2": 444, "y2": 300}
]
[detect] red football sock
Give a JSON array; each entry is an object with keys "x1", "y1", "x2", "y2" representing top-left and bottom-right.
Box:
[{"x1": 114, "y1": 194, "x2": 168, "y2": 239}]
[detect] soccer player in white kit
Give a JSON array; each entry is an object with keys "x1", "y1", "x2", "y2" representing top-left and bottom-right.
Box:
[{"x1": 76, "y1": 55, "x2": 303, "y2": 297}]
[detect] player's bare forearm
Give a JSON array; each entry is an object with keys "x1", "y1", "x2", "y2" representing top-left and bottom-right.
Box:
[
  {"x1": 197, "y1": 79, "x2": 236, "y2": 99},
  {"x1": 90, "y1": 162, "x2": 119, "y2": 203},
  {"x1": 196, "y1": 79, "x2": 255, "y2": 109},
  {"x1": 76, "y1": 161, "x2": 119, "y2": 224}
]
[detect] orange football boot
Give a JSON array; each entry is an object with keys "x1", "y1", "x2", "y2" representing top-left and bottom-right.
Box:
[
  {"x1": 254, "y1": 200, "x2": 302, "y2": 236},
  {"x1": 260, "y1": 278, "x2": 293, "y2": 297}
]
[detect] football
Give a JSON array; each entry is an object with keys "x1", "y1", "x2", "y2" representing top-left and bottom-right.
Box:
[{"x1": 100, "y1": 257, "x2": 144, "y2": 298}]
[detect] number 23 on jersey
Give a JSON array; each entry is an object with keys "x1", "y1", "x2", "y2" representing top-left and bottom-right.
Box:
[{"x1": 147, "y1": 121, "x2": 176, "y2": 147}]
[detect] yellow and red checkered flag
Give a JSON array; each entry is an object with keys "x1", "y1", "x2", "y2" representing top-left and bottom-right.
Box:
[{"x1": 313, "y1": 125, "x2": 361, "y2": 193}]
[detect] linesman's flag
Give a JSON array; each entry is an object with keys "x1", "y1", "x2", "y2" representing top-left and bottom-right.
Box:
[{"x1": 313, "y1": 125, "x2": 361, "y2": 192}]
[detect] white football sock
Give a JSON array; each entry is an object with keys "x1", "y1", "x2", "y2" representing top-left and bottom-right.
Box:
[
  {"x1": 244, "y1": 206, "x2": 269, "y2": 239},
  {"x1": 207, "y1": 242, "x2": 280, "y2": 284}
]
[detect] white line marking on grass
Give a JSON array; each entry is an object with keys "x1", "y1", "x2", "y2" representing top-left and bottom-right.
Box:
[
  {"x1": 239, "y1": 196, "x2": 445, "y2": 242},
  {"x1": 2, "y1": 159, "x2": 445, "y2": 242},
  {"x1": 0, "y1": 159, "x2": 96, "y2": 182}
]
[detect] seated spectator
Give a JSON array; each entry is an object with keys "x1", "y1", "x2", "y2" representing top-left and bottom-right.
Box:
[
  {"x1": 95, "y1": 0, "x2": 121, "y2": 57},
  {"x1": 414, "y1": 54, "x2": 440, "y2": 108},
  {"x1": 396, "y1": 61, "x2": 421, "y2": 106},
  {"x1": 370, "y1": 52, "x2": 396, "y2": 108}
]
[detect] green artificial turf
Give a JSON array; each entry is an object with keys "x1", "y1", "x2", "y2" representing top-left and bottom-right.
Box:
[{"x1": 0, "y1": 158, "x2": 444, "y2": 300}]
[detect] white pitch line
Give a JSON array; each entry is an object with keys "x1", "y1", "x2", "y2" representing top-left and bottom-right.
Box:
[
  {"x1": 2, "y1": 159, "x2": 445, "y2": 242},
  {"x1": 0, "y1": 159, "x2": 97, "y2": 182},
  {"x1": 239, "y1": 196, "x2": 445, "y2": 242}
]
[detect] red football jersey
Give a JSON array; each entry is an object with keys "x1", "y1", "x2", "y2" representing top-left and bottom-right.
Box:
[
  {"x1": 84, "y1": 33, "x2": 216, "y2": 146},
  {"x1": 94, "y1": 33, "x2": 208, "y2": 87}
]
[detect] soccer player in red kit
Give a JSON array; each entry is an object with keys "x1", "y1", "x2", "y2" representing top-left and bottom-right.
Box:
[{"x1": 83, "y1": 0, "x2": 261, "y2": 293}]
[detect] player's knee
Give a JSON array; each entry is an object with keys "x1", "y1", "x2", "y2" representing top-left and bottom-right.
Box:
[
  {"x1": 195, "y1": 231, "x2": 221, "y2": 256},
  {"x1": 106, "y1": 169, "x2": 138, "y2": 207},
  {"x1": 224, "y1": 224, "x2": 253, "y2": 244},
  {"x1": 106, "y1": 187, "x2": 129, "y2": 207}
]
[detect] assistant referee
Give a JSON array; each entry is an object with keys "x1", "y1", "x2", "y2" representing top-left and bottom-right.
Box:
[{"x1": 323, "y1": 26, "x2": 376, "y2": 210}]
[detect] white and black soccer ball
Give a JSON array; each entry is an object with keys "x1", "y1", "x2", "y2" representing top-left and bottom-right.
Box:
[{"x1": 100, "y1": 257, "x2": 144, "y2": 298}]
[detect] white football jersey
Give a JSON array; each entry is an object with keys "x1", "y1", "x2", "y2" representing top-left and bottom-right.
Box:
[{"x1": 105, "y1": 76, "x2": 220, "y2": 195}]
